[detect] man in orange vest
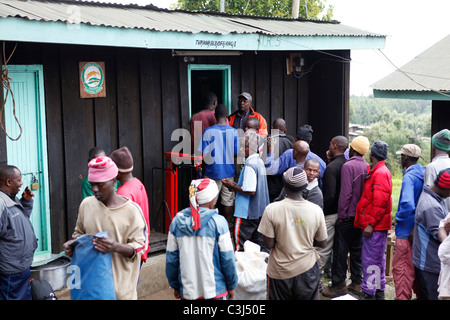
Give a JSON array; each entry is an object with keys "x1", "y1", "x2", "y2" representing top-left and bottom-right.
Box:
[{"x1": 228, "y1": 92, "x2": 268, "y2": 138}]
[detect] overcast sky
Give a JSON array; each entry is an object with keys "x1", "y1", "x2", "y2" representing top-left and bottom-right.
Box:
[{"x1": 99, "y1": 0, "x2": 450, "y2": 96}]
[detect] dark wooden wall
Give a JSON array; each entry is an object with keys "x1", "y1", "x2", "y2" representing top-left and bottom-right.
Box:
[{"x1": 0, "y1": 41, "x2": 349, "y2": 252}]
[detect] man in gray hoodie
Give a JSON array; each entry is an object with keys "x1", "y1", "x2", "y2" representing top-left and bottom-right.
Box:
[{"x1": 0, "y1": 165, "x2": 36, "y2": 300}]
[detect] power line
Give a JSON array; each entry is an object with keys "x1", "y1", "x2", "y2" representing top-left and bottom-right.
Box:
[{"x1": 377, "y1": 49, "x2": 450, "y2": 98}]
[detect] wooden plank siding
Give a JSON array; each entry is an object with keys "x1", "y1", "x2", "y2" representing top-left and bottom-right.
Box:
[{"x1": 0, "y1": 41, "x2": 349, "y2": 252}]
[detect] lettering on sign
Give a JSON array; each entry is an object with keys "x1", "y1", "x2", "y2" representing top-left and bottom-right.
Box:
[
  {"x1": 194, "y1": 40, "x2": 237, "y2": 49},
  {"x1": 259, "y1": 35, "x2": 282, "y2": 48}
]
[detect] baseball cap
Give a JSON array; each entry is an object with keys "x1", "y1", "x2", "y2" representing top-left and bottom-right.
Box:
[
  {"x1": 396, "y1": 144, "x2": 422, "y2": 158},
  {"x1": 238, "y1": 92, "x2": 252, "y2": 101}
]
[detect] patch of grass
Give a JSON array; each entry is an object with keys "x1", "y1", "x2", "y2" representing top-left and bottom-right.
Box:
[{"x1": 391, "y1": 177, "x2": 402, "y2": 221}]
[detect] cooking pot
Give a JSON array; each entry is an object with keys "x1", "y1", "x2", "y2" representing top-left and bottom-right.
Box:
[{"x1": 30, "y1": 256, "x2": 71, "y2": 291}]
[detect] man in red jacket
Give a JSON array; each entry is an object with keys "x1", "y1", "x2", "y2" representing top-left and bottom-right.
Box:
[{"x1": 354, "y1": 141, "x2": 392, "y2": 300}]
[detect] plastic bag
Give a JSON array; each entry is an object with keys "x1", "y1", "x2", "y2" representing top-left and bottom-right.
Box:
[
  {"x1": 69, "y1": 231, "x2": 116, "y2": 300},
  {"x1": 234, "y1": 241, "x2": 269, "y2": 300}
]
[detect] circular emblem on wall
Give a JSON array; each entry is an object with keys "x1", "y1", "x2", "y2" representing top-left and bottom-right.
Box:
[{"x1": 81, "y1": 62, "x2": 104, "y2": 94}]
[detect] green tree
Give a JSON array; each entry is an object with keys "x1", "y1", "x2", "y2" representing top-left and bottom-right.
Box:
[{"x1": 171, "y1": 0, "x2": 334, "y2": 20}]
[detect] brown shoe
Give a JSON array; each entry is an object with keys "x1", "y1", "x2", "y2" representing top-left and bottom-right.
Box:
[
  {"x1": 348, "y1": 283, "x2": 362, "y2": 298},
  {"x1": 321, "y1": 282, "x2": 348, "y2": 298}
]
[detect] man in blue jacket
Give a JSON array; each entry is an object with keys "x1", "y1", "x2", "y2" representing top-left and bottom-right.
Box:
[
  {"x1": 264, "y1": 124, "x2": 326, "y2": 186},
  {"x1": 393, "y1": 144, "x2": 425, "y2": 300},
  {"x1": 166, "y1": 178, "x2": 238, "y2": 300}
]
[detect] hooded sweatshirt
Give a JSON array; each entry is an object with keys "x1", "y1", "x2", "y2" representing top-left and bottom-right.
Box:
[
  {"x1": 395, "y1": 164, "x2": 425, "y2": 239},
  {"x1": 166, "y1": 207, "x2": 238, "y2": 300}
]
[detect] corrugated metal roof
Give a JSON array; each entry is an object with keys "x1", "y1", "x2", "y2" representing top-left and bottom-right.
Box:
[
  {"x1": 372, "y1": 35, "x2": 450, "y2": 92},
  {"x1": 0, "y1": 0, "x2": 384, "y2": 38}
]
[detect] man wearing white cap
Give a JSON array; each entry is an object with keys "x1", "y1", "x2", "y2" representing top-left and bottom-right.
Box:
[
  {"x1": 258, "y1": 167, "x2": 327, "y2": 300},
  {"x1": 166, "y1": 178, "x2": 238, "y2": 300},
  {"x1": 392, "y1": 144, "x2": 425, "y2": 300}
]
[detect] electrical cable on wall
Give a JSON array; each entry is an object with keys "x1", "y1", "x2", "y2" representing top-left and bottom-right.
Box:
[{"x1": 1, "y1": 42, "x2": 23, "y2": 141}]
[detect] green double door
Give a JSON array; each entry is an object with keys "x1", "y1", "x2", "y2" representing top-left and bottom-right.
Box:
[{"x1": 3, "y1": 65, "x2": 51, "y2": 264}]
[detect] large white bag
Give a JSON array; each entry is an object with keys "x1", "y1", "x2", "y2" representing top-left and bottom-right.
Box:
[{"x1": 234, "y1": 241, "x2": 269, "y2": 300}]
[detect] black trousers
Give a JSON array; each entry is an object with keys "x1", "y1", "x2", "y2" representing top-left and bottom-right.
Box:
[
  {"x1": 331, "y1": 217, "x2": 363, "y2": 285},
  {"x1": 234, "y1": 217, "x2": 266, "y2": 252},
  {"x1": 268, "y1": 262, "x2": 320, "y2": 300},
  {"x1": 415, "y1": 267, "x2": 439, "y2": 300},
  {"x1": 0, "y1": 269, "x2": 32, "y2": 300}
]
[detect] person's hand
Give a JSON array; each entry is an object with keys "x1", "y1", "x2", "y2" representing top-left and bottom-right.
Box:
[
  {"x1": 93, "y1": 236, "x2": 116, "y2": 253},
  {"x1": 444, "y1": 219, "x2": 450, "y2": 234},
  {"x1": 228, "y1": 289, "x2": 235, "y2": 300},
  {"x1": 222, "y1": 179, "x2": 235, "y2": 191},
  {"x1": 63, "y1": 240, "x2": 74, "y2": 257},
  {"x1": 173, "y1": 289, "x2": 181, "y2": 299},
  {"x1": 22, "y1": 186, "x2": 34, "y2": 201},
  {"x1": 363, "y1": 224, "x2": 374, "y2": 238}
]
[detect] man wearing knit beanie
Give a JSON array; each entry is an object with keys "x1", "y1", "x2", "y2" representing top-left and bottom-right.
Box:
[
  {"x1": 258, "y1": 167, "x2": 327, "y2": 300},
  {"x1": 354, "y1": 141, "x2": 393, "y2": 300},
  {"x1": 413, "y1": 168, "x2": 450, "y2": 300},
  {"x1": 110, "y1": 146, "x2": 150, "y2": 263},
  {"x1": 323, "y1": 136, "x2": 370, "y2": 298},
  {"x1": 425, "y1": 128, "x2": 450, "y2": 210},
  {"x1": 64, "y1": 156, "x2": 148, "y2": 299}
]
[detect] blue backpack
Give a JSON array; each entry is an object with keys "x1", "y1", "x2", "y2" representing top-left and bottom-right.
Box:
[{"x1": 69, "y1": 231, "x2": 116, "y2": 300}]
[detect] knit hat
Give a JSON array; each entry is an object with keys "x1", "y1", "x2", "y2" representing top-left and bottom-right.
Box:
[
  {"x1": 88, "y1": 156, "x2": 119, "y2": 183},
  {"x1": 188, "y1": 179, "x2": 219, "y2": 230},
  {"x1": 283, "y1": 166, "x2": 308, "y2": 192},
  {"x1": 371, "y1": 141, "x2": 389, "y2": 161},
  {"x1": 396, "y1": 144, "x2": 422, "y2": 158},
  {"x1": 431, "y1": 129, "x2": 450, "y2": 152},
  {"x1": 350, "y1": 136, "x2": 370, "y2": 155},
  {"x1": 435, "y1": 168, "x2": 450, "y2": 190},
  {"x1": 296, "y1": 124, "x2": 313, "y2": 142},
  {"x1": 110, "y1": 146, "x2": 134, "y2": 173}
]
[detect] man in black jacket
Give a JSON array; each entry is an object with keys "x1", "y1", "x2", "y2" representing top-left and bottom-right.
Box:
[
  {"x1": 317, "y1": 135, "x2": 348, "y2": 277},
  {"x1": 266, "y1": 118, "x2": 294, "y2": 202}
]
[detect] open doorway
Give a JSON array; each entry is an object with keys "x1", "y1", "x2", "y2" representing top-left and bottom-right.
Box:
[{"x1": 188, "y1": 64, "x2": 231, "y2": 117}]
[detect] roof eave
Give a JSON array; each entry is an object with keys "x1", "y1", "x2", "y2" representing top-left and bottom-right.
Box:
[
  {"x1": 0, "y1": 17, "x2": 386, "y2": 51},
  {"x1": 373, "y1": 89, "x2": 450, "y2": 101}
]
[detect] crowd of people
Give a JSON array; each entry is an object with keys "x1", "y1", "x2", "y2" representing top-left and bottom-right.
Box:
[
  {"x1": 0, "y1": 89, "x2": 449, "y2": 301},
  {"x1": 166, "y1": 91, "x2": 450, "y2": 301}
]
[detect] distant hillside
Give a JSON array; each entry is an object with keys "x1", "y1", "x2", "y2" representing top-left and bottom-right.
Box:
[{"x1": 350, "y1": 95, "x2": 431, "y2": 137}]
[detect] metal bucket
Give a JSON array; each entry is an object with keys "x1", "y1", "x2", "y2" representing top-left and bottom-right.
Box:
[{"x1": 30, "y1": 256, "x2": 70, "y2": 291}]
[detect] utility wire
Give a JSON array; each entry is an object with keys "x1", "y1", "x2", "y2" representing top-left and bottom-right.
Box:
[{"x1": 377, "y1": 49, "x2": 450, "y2": 98}]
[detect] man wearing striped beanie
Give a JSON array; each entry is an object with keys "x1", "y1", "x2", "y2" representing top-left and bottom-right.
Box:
[
  {"x1": 413, "y1": 168, "x2": 450, "y2": 300},
  {"x1": 425, "y1": 128, "x2": 450, "y2": 210},
  {"x1": 258, "y1": 167, "x2": 328, "y2": 300}
]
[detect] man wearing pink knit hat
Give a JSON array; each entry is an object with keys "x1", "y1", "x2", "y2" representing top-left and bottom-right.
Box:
[{"x1": 64, "y1": 156, "x2": 148, "y2": 300}]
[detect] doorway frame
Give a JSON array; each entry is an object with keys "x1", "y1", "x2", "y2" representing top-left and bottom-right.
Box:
[
  {"x1": 4, "y1": 64, "x2": 52, "y2": 264},
  {"x1": 187, "y1": 64, "x2": 232, "y2": 117}
]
